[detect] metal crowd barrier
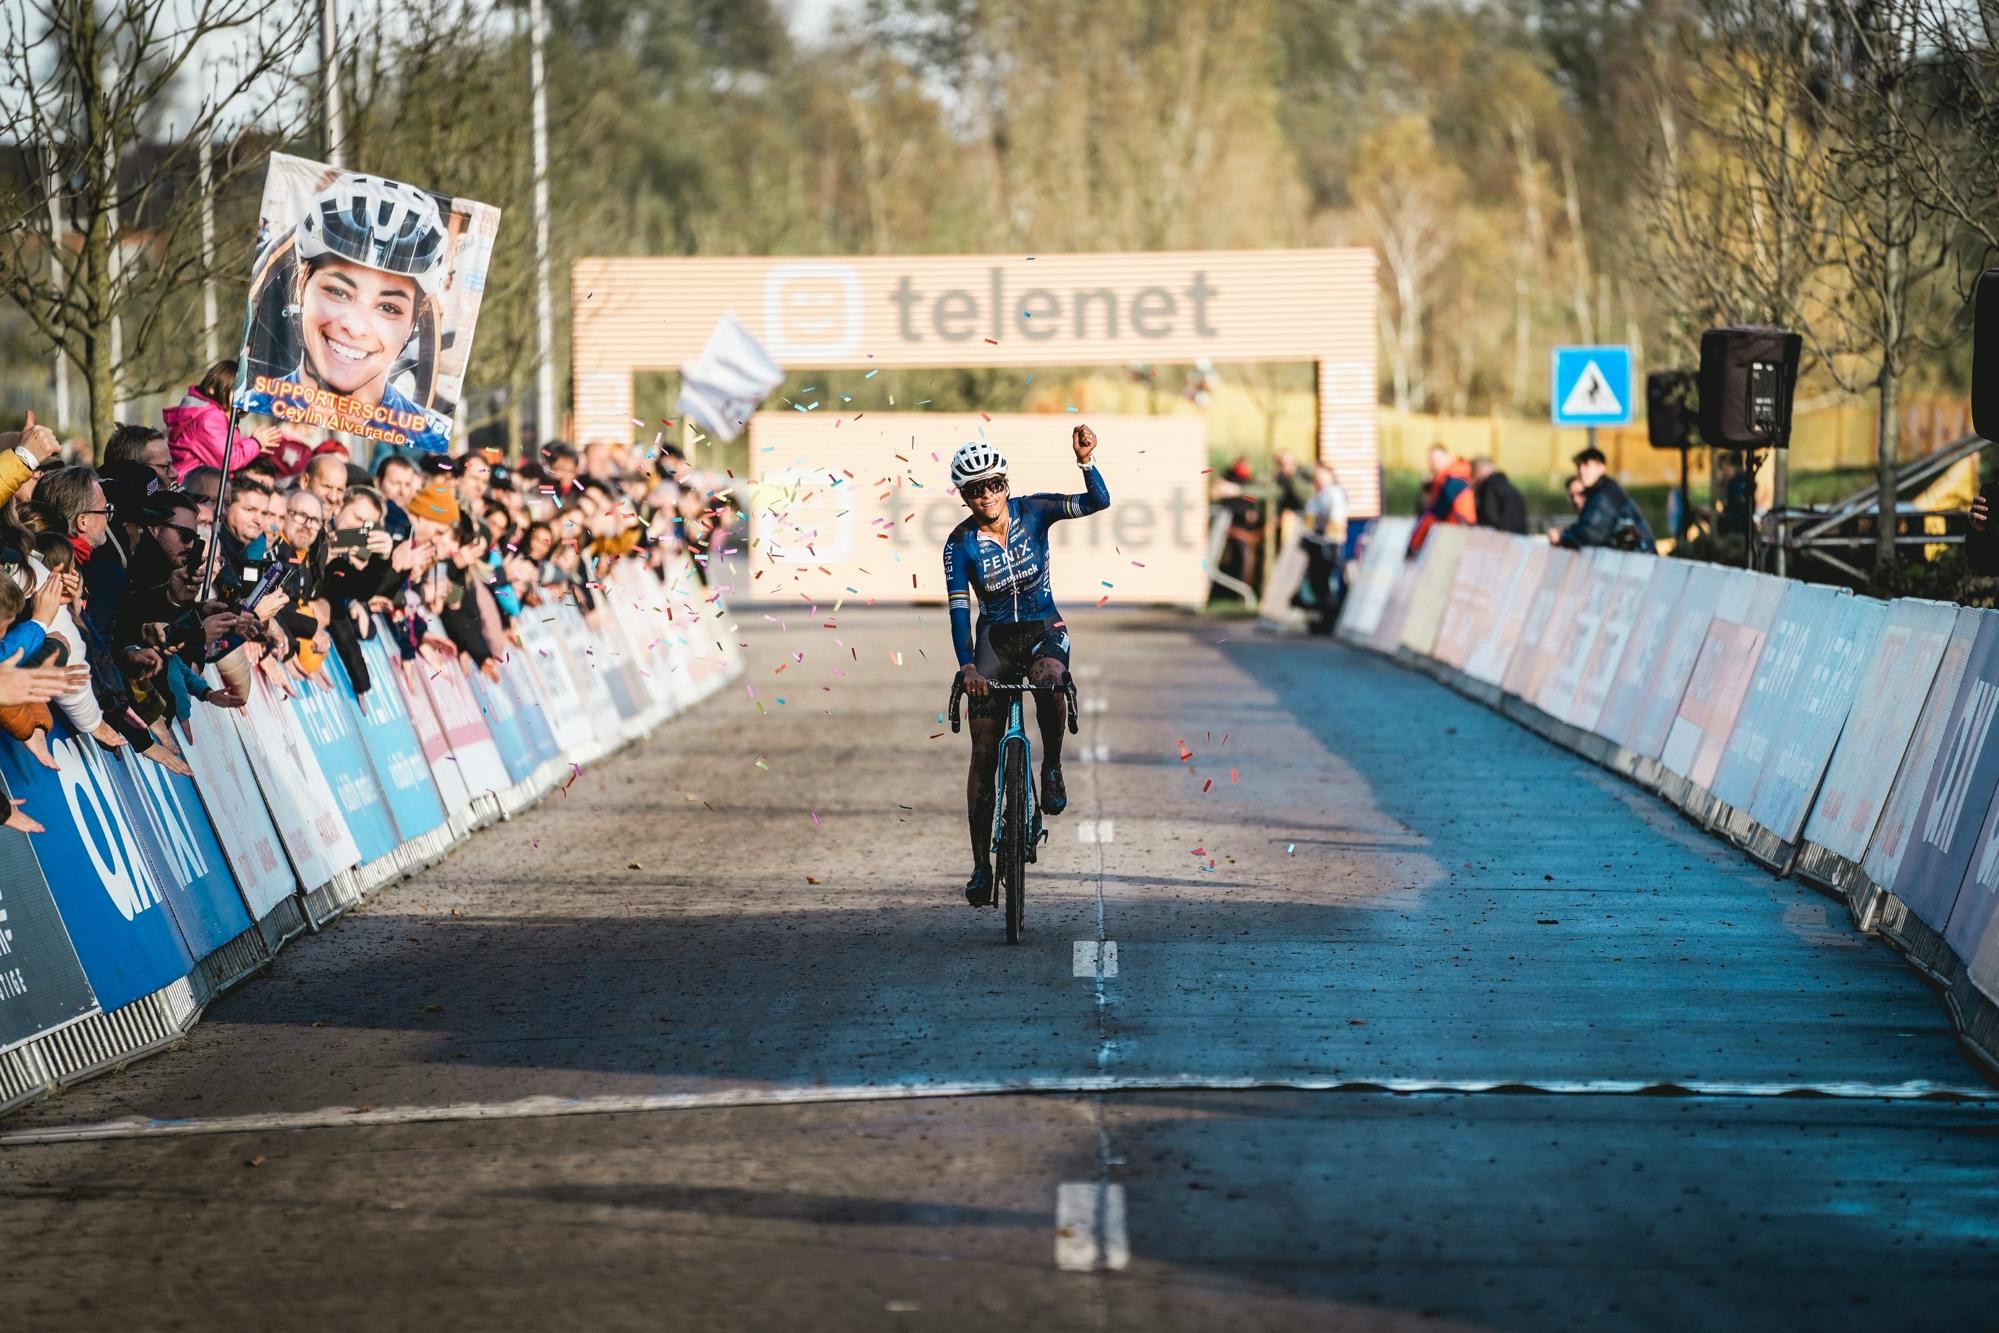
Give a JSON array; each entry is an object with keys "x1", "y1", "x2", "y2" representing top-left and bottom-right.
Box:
[
  {"x1": 1337, "y1": 521, "x2": 1999, "y2": 1079},
  {"x1": 0, "y1": 555, "x2": 741, "y2": 1116}
]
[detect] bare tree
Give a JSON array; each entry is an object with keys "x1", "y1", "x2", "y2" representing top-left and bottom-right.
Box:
[
  {"x1": 1805, "y1": 0, "x2": 1952, "y2": 568},
  {"x1": 1351, "y1": 114, "x2": 1459, "y2": 414},
  {"x1": 0, "y1": 0, "x2": 311, "y2": 452},
  {"x1": 1632, "y1": 0, "x2": 1952, "y2": 569},
  {"x1": 1878, "y1": 5, "x2": 1999, "y2": 290},
  {"x1": 1629, "y1": 7, "x2": 1829, "y2": 358}
]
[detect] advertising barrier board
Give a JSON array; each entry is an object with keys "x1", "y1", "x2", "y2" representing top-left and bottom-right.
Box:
[
  {"x1": 0, "y1": 724, "x2": 195, "y2": 1012},
  {"x1": 468, "y1": 663, "x2": 539, "y2": 787},
  {"x1": 1398, "y1": 524, "x2": 1468, "y2": 658},
  {"x1": 233, "y1": 669, "x2": 361, "y2": 887},
  {"x1": 557, "y1": 604, "x2": 631, "y2": 741},
  {"x1": 1945, "y1": 787, "x2": 1999, "y2": 999},
  {"x1": 0, "y1": 779, "x2": 98, "y2": 1048},
  {"x1": 1592, "y1": 558, "x2": 1693, "y2": 753},
  {"x1": 1884, "y1": 611, "x2": 1999, "y2": 932},
  {"x1": 1744, "y1": 594, "x2": 1886, "y2": 845},
  {"x1": 1801, "y1": 599, "x2": 1958, "y2": 865},
  {"x1": 100, "y1": 744, "x2": 251, "y2": 961},
  {"x1": 388, "y1": 649, "x2": 476, "y2": 825},
  {"x1": 1862, "y1": 608, "x2": 1982, "y2": 897},
  {"x1": 180, "y1": 689, "x2": 295, "y2": 918},
  {"x1": 1706, "y1": 584, "x2": 1853, "y2": 816},
  {"x1": 1537, "y1": 551, "x2": 1618, "y2": 723},
  {"x1": 1564, "y1": 552, "x2": 1658, "y2": 733},
  {"x1": 289, "y1": 662, "x2": 401, "y2": 867},
  {"x1": 1465, "y1": 541, "x2": 1551, "y2": 687},
  {"x1": 1431, "y1": 530, "x2": 1514, "y2": 672},
  {"x1": 1501, "y1": 551, "x2": 1580, "y2": 702},
  {"x1": 1338, "y1": 518, "x2": 1414, "y2": 641},
  {"x1": 420, "y1": 654, "x2": 513, "y2": 800},
  {"x1": 497, "y1": 655, "x2": 563, "y2": 773},
  {"x1": 350, "y1": 634, "x2": 450, "y2": 844},
  {"x1": 514, "y1": 617, "x2": 597, "y2": 758},
  {"x1": 1659, "y1": 570, "x2": 1785, "y2": 787}
]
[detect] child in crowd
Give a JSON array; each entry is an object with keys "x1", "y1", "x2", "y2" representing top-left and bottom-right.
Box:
[{"x1": 0, "y1": 554, "x2": 68, "y2": 768}]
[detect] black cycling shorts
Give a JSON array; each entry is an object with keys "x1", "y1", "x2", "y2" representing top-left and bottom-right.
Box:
[{"x1": 969, "y1": 618, "x2": 1071, "y2": 719}]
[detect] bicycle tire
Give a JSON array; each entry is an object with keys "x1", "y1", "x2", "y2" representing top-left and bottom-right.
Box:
[{"x1": 1001, "y1": 742, "x2": 1027, "y2": 944}]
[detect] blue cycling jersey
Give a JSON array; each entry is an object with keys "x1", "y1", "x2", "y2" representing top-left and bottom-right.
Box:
[{"x1": 943, "y1": 463, "x2": 1110, "y2": 666}]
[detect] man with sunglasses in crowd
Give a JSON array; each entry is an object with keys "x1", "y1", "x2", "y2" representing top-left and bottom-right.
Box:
[{"x1": 942, "y1": 424, "x2": 1109, "y2": 907}]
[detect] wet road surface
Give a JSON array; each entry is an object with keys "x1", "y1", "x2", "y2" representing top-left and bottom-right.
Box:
[{"x1": 4, "y1": 609, "x2": 1995, "y2": 1330}]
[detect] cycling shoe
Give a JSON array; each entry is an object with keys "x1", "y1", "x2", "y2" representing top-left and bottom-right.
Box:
[
  {"x1": 965, "y1": 865, "x2": 995, "y2": 907},
  {"x1": 1041, "y1": 765, "x2": 1068, "y2": 816}
]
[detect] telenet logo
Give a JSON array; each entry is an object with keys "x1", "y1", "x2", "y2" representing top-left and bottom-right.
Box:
[{"x1": 762, "y1": 262, "x2": 1220, "y2": 360}]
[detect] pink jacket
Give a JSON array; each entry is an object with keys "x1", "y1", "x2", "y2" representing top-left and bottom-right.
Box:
[{"x1": 164, "y1": 387, "x2": 263, "y2": 482}]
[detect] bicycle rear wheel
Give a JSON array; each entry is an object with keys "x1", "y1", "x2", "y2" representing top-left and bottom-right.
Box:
[{"x1": 1001, "y1": 741, "x2": 1027, "y2": 944}]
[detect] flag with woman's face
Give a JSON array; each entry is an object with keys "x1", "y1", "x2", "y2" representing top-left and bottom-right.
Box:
[{"x1": 234, "y1": 152, "x2": 501, "y2": 455}]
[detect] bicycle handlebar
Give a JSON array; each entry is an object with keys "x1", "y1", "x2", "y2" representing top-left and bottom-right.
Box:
[{"x1": 947, "y1": 674, "x2": 1081, "y2": 734}]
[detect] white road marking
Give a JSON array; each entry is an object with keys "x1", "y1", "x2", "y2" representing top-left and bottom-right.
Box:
[
  {"x1": 1072, "y1": 663, "x2": 1104, "y2": 680},
  {"x1": 1077, "y1": 819, "x2": 1113, "y2": 843},
  {"x1": 1055, "y1": 1181, "x2": 1129, "y2": 1272},
  {"x1": 1072, "y1": 940, "x2": 1119, "y2": 978},
  {"x1": 1082, "y1": 697, "x2": 1108, "y2": 714},
  {"x1": 1070, "y1": 743, "x2": 1110, "y2": 763},
  {"x1": 4, "y1": 1074, "x2": 1988, "y2": 1147}
]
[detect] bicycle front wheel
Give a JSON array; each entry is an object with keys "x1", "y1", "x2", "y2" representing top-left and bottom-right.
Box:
[{"x1": 1001, "y1": 741, "x2": 1027, "y2": 944}]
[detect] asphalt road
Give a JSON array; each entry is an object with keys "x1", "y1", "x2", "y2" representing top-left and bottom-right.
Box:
[{"x1": 4, "y1": 608, "x2": 1996, "y2": 1331}]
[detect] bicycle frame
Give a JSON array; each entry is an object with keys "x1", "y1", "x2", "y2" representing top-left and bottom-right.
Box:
[
  {"x1": 992, "y1": 694, "x2": 1034, "y2": 861},
  {"x1": 946, "y1": 674, "x2": 1081, "y2": 858}
]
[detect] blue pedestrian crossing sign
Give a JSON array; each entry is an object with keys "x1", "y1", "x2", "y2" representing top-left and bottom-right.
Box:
[{"x1": 1550, "y1": 345, "x2": 1634, "y2": 427}]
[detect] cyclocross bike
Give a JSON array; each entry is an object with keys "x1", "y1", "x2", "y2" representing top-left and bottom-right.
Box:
[{"x1": 948, "y1": 673, "x2": 1080, "y2": 944}]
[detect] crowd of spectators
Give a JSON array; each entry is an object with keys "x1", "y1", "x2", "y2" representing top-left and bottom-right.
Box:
[
  {"x1": 1206, "y1": 452, "x2": 1352, "y2": 632},
  {"x1": 1407, "y1": 443, "x2": 1655, "y2": 556},
  {"x1": 0, "y1": 358, "x2": 741, "y2": 839}
]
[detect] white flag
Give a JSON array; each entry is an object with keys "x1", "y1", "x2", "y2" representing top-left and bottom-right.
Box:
[{"x1": 678, "y1": 311, "x2": 784, "y2": 443}]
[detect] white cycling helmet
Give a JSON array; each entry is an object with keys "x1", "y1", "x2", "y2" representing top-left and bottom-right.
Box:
[
  {"x1": 295, "y1": 174, "x2": 449, "y2": 298},
  {"x1": 950, "y1": 441, "x2": 1008, "y2": 490}
]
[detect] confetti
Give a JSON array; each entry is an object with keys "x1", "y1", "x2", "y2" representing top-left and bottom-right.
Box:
[
  {"x1": 1286, "y1": 843, "x2": 1296, "y2": 856},
  {"x1": 1229, "y1": 768, "x2": 1240, "y2": 784},
  {"x1": 810, "y1": 811, "x2": 822, "y2": 826},
  {"x1": 1202, "y1": 778, "x2": 1213, "y2": 793}
]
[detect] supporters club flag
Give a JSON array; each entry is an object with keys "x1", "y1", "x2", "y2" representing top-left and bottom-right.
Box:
[
  {"x1": 678, "y1": 312, "x2": 784, "y2": 443},
  {"x1": 234, "y1": 153, "x2": 501, "y2": 454}
]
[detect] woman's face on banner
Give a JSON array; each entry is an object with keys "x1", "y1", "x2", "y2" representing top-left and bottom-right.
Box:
[{"x1": 301, "y1": 259, "x2": 419, "y2": 400}]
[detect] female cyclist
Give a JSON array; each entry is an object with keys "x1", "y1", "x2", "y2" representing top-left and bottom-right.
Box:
[{"x1": 943, "y1": 424, "x2": 1109, "y2": 906}]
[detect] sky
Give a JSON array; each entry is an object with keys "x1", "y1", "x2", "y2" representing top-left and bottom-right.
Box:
[
  {"x1": 782, "y1": 0, "x2": 863, "y2": 43},
  {"x1": 61, "y1": 0, "x2": 867, "y2": 138}
]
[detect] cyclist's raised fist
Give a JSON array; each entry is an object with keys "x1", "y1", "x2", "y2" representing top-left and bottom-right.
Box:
[{"x1": 1072, "y1": 424, "x2": 1097, "y2": 464}]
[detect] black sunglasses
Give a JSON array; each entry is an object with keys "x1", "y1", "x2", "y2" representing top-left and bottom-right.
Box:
[{"x1": 961, "y1": 477, "x2": 1008, "y2": 498}]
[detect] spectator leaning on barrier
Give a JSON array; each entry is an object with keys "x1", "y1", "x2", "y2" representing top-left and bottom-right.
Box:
[
  {"x1": 1299, "y1": 464, "x2": 1349, "y2": 635},
  {"x1": 543, "y1": 442, "x2": 585, "y2": 507},
  {"x1": 1409, "y1": 444, "x2": 1478, "y2": 556},
  {"x1": 3, "y1": 532, "x2": 111, "y2": 748},
  {"x1": 1471, "y1": 456, "x2": 1529, "y2": 535},
  {"x1": 375, "y1": 454, "x2": 421, "y2": 540},
  {"x1": 304, "y1": 452, "x2": 348, "y2": 513},
  {"x1": 1552, "y1": 447, "x2": 1656, "y2": 552},
  {"x1": 271, "y1": 488, "x2": 332, "y2": 673},
  {"x1": 104, "y1": 423, "x2": 174, "y2": 488},
  {"x1": 0, "y1": 414, "x2": 64, "y2": 506}
]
